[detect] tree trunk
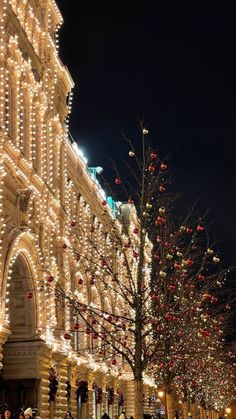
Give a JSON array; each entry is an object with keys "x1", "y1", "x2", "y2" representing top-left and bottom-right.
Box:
[
  {"x1": 183, "y1": 401, "x2": 190, "y2": 419},
  {"x1": 134, "y1": 379, "x2": 144, "y2": 419},
  {"x1": 166, "y1": 392, "x2": 174, "y2": 419}
]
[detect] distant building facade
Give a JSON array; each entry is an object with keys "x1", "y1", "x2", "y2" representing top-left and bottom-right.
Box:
[{"x1": 0, "y1": 1, "x2": 156, "y2": 418}]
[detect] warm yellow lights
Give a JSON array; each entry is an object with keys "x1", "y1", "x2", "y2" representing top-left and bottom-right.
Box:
[
  {"x1": 225, "y1": 408, "x2": 232, "y2": 415},
  {"x1": 158, "y1": 391, "x2": 164, "y2": 398}
]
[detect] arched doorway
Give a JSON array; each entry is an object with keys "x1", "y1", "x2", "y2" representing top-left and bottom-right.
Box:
[{"x1": 0, "y1": 253, "x2": 40, "y2": 412}]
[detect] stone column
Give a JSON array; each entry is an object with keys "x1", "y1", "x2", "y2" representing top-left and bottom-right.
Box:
[
  {"x1": 191, "y1": 402, "x2": 198, "y2": 419},
  {"x1": 183, "y1": 401, "x2": 190, "y2": 419},
  {"x1": 54, "y1": 355, "x2": 68, "y2": 418},
  {"x1": 87, "y1": 389, "x2": 94, "y2": 419},
  {"x1": 199, "y1": 406, "x2": 204, "y2": 419},
  {"x1": 0, "y1": 325, "x2": 11, "y2": 369},
  {"x1": 113, "y1": 394, "x2": 119, "y2": 417},
  {"x1": 69, "y1": 382, "x2": 78, "y2": 418}
]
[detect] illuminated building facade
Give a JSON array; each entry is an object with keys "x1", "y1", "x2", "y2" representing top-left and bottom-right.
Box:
[{"x1": 0, "y1": 1, "x2": 157, "y2": 417}]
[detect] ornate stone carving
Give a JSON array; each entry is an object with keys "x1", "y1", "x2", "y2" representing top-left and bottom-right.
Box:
[{"x1": 17, "y1": 187, "x2": 32, "y2": 225}]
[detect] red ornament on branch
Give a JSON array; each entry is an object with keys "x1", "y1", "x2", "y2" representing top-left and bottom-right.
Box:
[
  {"x1": 133, "y1": 228, "x2": 139, "y2": 234},
  {"x1": 47, "y1": 275, "x2": 54, "y2": 283},
  {"x1": 64, "y1": 333, "x2": 71, "y2": 340},
  {"x1": 155, "y1": 216, "x2": 166, "y2": 225},
  {"x1": 128, "y1": 199, "x2": 134, "y2": 205},
  {"x1": 101, "y1": 260, "x2": 107, "y2": 267},
  {"x1": 27, "y1": 292, "x2": 33, "y2": 299},
  {"x1": 151, "y1": 293, "x2": 159, "y2": 301},
  {"x1": 150, "y1": 152, "x2": 157, "y2": 160},
  {"x1": 159, "y1": 185, "x2": 166, "y2": 192},
  {"x1": 160, "y1": 163, "x2": 168, "y2": 170},
  {"x1": 196, "y1": 225, "x2": 204, "y2": 232},
  {"x1": 73, "y1": 323, "x2": 80, "y2": 331},
  {"x1": 101, "y1": 200, "x2": 107, "y2": 206},
  {"x1": 148, "y1": 165, "x2": 155, "y2": 172},
  {"x1": 186, "y1": 227, "x2": 193, "y2": 234},
  {"x1": 77, "y1": 278, "x2": 84, "y2": 285},
  {"x1": 70, "y1": 220, "x2": 76, "y2": 227},
  {"x1": 62, "y1": 243, "x2": 67, "y2": 250},
  {"x1": 115, "y1": 178, "x2": 122, "y2": 185},
  {"x1": 198, "y1": 274, "x2": 205, "y2": 281},
  {"x1": 111, "y1": 359, "x2": 117, "y2": 365}
]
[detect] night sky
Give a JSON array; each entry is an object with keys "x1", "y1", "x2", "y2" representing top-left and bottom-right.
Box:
[{"x1": 56, "y1": 1, "x2": 236, "y2": 262}]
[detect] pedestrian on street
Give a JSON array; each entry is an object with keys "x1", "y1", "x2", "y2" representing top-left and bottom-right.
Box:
[
  {"x1": 101, "y1": 414, "x2": 110, "y2": 419},
  {"x1": 119, "y1": 412, "x2": 126, "y2": 419},
  {"x1": 2, "y1": 409, "x2": 13, "y2": 418},
  {"x1": 64, "y1": 413, "x2": 74, "y2": 419},
  {"x1": 18, "y1": 412, "x2": 24, "y2": 419},
  {"x1": 24, "y1": 408, "x2": 32, "y2": 419}
]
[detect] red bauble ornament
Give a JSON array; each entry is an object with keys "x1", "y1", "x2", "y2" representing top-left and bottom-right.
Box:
[
  {"x1": 186, "y1": 227, "x2": 193, "y2": 234},
  {"x1": 197, "y1": 225, "x2": 204, "y2": 232},
  {"x1": 27, "y1": 292, "x2": 33, "y2": 299},
  {"x1": 90, "y1": 227, "x2": 95, "y2": 232},
  {"x1": 187, "y1": 258, "x2": 193, "y2": 266},
  {"x1": 101, "y1": 260, "x2": 107, "y2": 267},
  {"x1": 91, "y1": 319, "x2": 97, "y2": 325},
  {"x1": 107, "y1": 315, "x2": 113, "y2": 322},
  {"x1": 164, "y1": 241, "x2": 171, "y2": 247},
  {"x1": 70, "y1": 220, "x2": 76, "y2": 227},
  {"x1": 155, "y1": 216, "x2": 166, "y2": 225},
  {"x1": 151, "y1": 293, "x2": 159, "y2": 301},
  {"x1": 165, "y1": 314, "x2": 172, "y2": 321},
  {"x1": 62, "y1": 243, "x2": 67, "y2": 250},
  {"x1": 115, "y1": 178, "x2": 122, "y2": 185},
  {"x1": 73, "y1": 323, "x2": 79, "y2": 331},
  {"x1": 169, "y1": 361, "x2": 174, "y2": 368},
  {"x1": 178, "y1": 331, "x2": 184, "y2": 336},
  {"x1": 198, "y1": 274, "x2": 205, "y2": 281},
  {"x1": 128, "y1": 199, "x2": 134, "y2": 205},
  {"x1": 211, "y1": 296, "x2": 218, "y2": 303},
  {"x1": 77, "y1": 278, "x2": 83, "y2": 285},
  {"x1": 90, "y1": 279, "x2": 95, "y2": 285},
  {"x1": 92, "y1": 333, "x2": 98, "y2": 339},
  {"x1": 168, "y1": 284, "x2": 176, "y2": 291},
  {"x1": 75, "y1": 254, "x2": 80, "y2": 261},
  {"x1": 133, "y1": 251, "x2": 139, "y2": 258},
  {"x1": 150, "y1": 152, "x2": 157, "y2": 160},
  {"x1": 85, "y1": 327, "x2": 91, "y2": 334},
  {"x1": 47, "y1": 275, "x2": 54, "y2": 283},
  {"x1": 101, "y1": 200, "x2": 107, "y2": 206},
  {"x1": 133, "y1": 228, "x2": 139, "y2": 234},
  {"x1": 64, "y1": 333, "x2": 71, "y2": 340},
  {"x1": 153, "y1": 253, "x2": 160, "y2": 260},
  {"x1": 159, "y1": 185, "x2": 166, "y2": 192},
  {"x1": 148, "y1": 165, "x2": 155, "y2": 172},
  {"x1": 203, "y1": 293, "x2": 212, "y2": 301},
  {"x1": 160, "y1": 163, "x2": 168, "y2": 170},
  {"x1": 156, "y1": 326, "x2": 164, "y2": 333},
  {"x1": 174, "y1": 262, "x2": 181, "y2": 270},
  {"x1": 111, "y1": 359, "x2": 117, "y2": 365}
]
